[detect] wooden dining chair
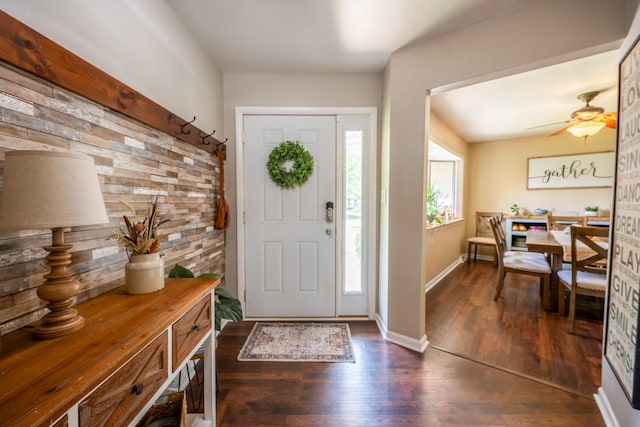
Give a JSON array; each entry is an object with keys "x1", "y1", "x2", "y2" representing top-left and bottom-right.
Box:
[
  {"x1": 467, "y1": 211, "x2": 503, "y2": 265},
  {"x1": 488, "y1": 217, "x2": 552, "y2": 308},
  {"x1": 557, "y1": 225, "x2": 609, "y2": 333},
  {"x1": 547, "y1": 214, "x2": 586, "y2": 231}
]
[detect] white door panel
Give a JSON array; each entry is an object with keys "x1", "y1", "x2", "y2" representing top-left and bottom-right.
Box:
[{"x1": 244, "y1": 115, "x2": 336, "y2": 317}]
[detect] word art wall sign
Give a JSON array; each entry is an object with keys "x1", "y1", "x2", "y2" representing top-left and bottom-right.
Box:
[
  {"x1": 605, "y1": 34, "x2": 640, "y2": 409},
  {"x1": 527, "y1": 151, "x2": 615, "y2": 190}
]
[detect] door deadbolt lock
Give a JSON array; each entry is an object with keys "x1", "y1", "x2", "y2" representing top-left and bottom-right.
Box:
[{"x1": 326, "y1": 201, "x2": 334, "y2": 222}]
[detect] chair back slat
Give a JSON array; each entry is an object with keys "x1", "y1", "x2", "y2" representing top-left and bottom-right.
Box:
[
  {"x1": 489, "y1": 215, "x2": 551, "y2": 307},
  {"x1": 570, "y1": 226, "x2": 609, "y2": 276},
  {"x1": 488, "y1": 216, "x2": 507, "y2": 262},
  {"x1": 476, "y1": 211, "x2": 503, "y2": 238},
  {"x1": 547, "y1": 214, "x2": 586, "y2": 231},
  {"x1": 559, "y1": 225, "x2": 609, "y2": 331}
]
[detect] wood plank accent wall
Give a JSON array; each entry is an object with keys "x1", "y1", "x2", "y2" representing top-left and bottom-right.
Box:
[
  {"x1": 0, "y1": 10, "x2": 225, "y2": 152},
  {"x1": 0, "y1": 60, "x2": 225, "y2": 335}
]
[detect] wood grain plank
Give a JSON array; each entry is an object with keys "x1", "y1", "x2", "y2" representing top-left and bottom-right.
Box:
[
  {"x1": 209, "y1": 321, "x2": 605, "y2": 427},
  {"x1": 426, "y1": 261, "x2": 603, "y2": 396}
]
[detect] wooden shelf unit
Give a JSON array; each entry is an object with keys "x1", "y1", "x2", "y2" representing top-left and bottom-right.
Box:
[
  {"x1": 505, "y1": 215, "x2": 610, "y2": 251},
  {"x1": 0, "y1": 277, "x2": 219, "y2": 427},
  {"x1": 505, "y1": 216, "x2": 548, "y2": 251}
]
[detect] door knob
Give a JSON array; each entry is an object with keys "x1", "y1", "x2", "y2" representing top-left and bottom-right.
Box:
[{"x1": 326, "y1": 228, "x2": 334, "y2": 236}]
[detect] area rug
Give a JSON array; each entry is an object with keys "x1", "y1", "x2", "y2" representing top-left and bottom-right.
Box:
[{"x1": 237, "y1": 322, "x2": 355, "y2": 362}]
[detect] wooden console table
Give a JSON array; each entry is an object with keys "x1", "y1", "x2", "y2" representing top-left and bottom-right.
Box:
[{"x1": 0, "y1": 277, "x2": 219, "y2": 427}]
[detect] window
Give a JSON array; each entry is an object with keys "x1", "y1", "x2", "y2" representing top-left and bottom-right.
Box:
[
  {"x1": 427, "y1": 140, "x2": 462, "y2": 225},
  {"x1": 337, "y1": 114, "x2": 373, "y2": 316},
  {"x1": 344, "y1": 130, "x2": 363, "y2": 293}
]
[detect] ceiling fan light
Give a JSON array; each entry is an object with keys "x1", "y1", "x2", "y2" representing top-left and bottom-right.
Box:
[
  {"x1": 571, "y1": 105, "x2": 605, "y2": 121},
  {"x1": 566, "y1": 121, "x2": 606, "y2": 138}
]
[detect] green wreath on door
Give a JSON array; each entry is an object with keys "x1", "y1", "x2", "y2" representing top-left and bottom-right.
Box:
[{"x1": 267, "y1": 140, "x2": 314, "y2": 189}]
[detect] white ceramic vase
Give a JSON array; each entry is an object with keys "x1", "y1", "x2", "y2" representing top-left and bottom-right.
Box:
[{"x1": 125, "y1": 252, "x2": 165, "y2": 294}]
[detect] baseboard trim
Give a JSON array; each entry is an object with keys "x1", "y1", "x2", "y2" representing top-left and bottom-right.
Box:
[
  {"x1": 375, "y1": 313, "x2": 429, "y2": 353},
  {"x1": 375, "y1": 313, "x2": 387, "y2": 337},
  {"x1": 425, "y1": 255, "x2": 465, "y2": 293},
  {"x1": 595, "y1": 387, "x2": 620, "y2": 427}
]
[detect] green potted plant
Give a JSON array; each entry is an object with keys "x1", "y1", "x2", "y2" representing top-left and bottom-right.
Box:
[
  {"x1": 584, "y1": 206, "x2": 599, "y2": 217},
  {"x1": 426, "y1": 183, "x2": 443, "y2": 224},
  {"x1": 168, "y1": 264, "x2": 243, "y2": 331}
]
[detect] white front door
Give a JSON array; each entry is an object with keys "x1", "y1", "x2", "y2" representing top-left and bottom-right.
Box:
[{"x1": 244, "y1": 115, "x2": 336, "y2": 317}]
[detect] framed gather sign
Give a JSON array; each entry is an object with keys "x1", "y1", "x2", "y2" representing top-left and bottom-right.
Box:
[
  {"x1": 526, "y1": 151, "x2": 615, "y2": 190},
  {"x1": 604, "y1": 34, "x2": 640, "y2": 409}
]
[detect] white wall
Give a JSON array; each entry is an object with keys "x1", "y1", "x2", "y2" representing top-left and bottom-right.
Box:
[
  {"x1": 222, "y1": 72, "x2": 382, "y2": 298},
  {"x1": 0, "y1": 0, "x2": 223, "y2": 134}
]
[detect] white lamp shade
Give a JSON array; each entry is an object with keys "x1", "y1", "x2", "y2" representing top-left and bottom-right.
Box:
[
  {"x1": 566, "y1": 121, "x2": 606, "y2": 138},
  {"x1": 0, "y1": 150, "x2": 109, "y2": 230}
]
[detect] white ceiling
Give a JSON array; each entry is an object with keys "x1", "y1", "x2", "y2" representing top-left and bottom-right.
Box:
[
  {"x1": 431, "y1": 50, "x2": 619, "y2": 142},
  {"x1": 167, "y1": 0, "x2": 620, "y2": 143}
]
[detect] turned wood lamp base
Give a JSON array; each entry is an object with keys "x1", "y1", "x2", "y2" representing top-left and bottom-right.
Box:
[
  {"x1": 33, "y1": 228, "x2": 85, "y2": 340},
  {"x1": 0, "y1": 150, "x2": 109, "y2": 339}
]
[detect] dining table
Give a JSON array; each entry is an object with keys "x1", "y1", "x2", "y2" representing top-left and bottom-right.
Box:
[
  {"x1": 525, "y1": 230, "x2": 563, "y2": 312},
  {"x1": 526, "y1": 228, "x2": 610, "y2": 313}
]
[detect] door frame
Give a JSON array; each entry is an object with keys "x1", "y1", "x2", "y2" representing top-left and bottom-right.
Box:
[{"x1": 235, "y1": 106, "x2": 377, "y2": 320}]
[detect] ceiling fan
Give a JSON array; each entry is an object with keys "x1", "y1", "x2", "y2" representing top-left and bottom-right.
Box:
[{"x1": 533, "y1": 89, "x2": 617, "y2": 139}]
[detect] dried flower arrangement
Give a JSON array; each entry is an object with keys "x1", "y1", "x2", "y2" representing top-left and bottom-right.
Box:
[{"x1": 109, "y1": 196, "x2": 169, "y2": 259}]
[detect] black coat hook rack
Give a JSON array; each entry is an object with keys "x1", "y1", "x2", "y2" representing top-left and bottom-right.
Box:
[
  {"x1": 180, "y1": 116, "x2": 196, "y2": 134},
  {"x1": 200, "y1": 129, "x2": 216, "y2": 145}
]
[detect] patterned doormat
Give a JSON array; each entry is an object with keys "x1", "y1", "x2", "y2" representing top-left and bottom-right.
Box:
[{"x1": 237, "y1": 322, "x2": 355, "y2": 362}]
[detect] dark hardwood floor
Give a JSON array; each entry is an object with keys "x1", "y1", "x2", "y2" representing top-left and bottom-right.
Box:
[
  {"x1": 426, "y1": 260, "x2": 603, "y2": 397},
  {"x1": 211, "y1": 319, "x2": 605, "y2": 426}
]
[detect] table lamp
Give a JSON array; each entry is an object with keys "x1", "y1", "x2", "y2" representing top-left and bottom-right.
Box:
[{"x1": 0, "y1": 150, "x2": 109, "y2": 339}]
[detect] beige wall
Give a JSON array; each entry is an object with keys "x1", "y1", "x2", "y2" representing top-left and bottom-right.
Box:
[
  {"x1": 425, "y1": 113, "x2": 469, "y2": 282},
  {"x1": 467, "y1": 131, "x2": 615, "y2": 218},
  {"x1": 383, "y1": 65, "x2": 430, "y2": 344},
  {"x1": 424, "y1": 221, "x2": 466, "y2": 281}
]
